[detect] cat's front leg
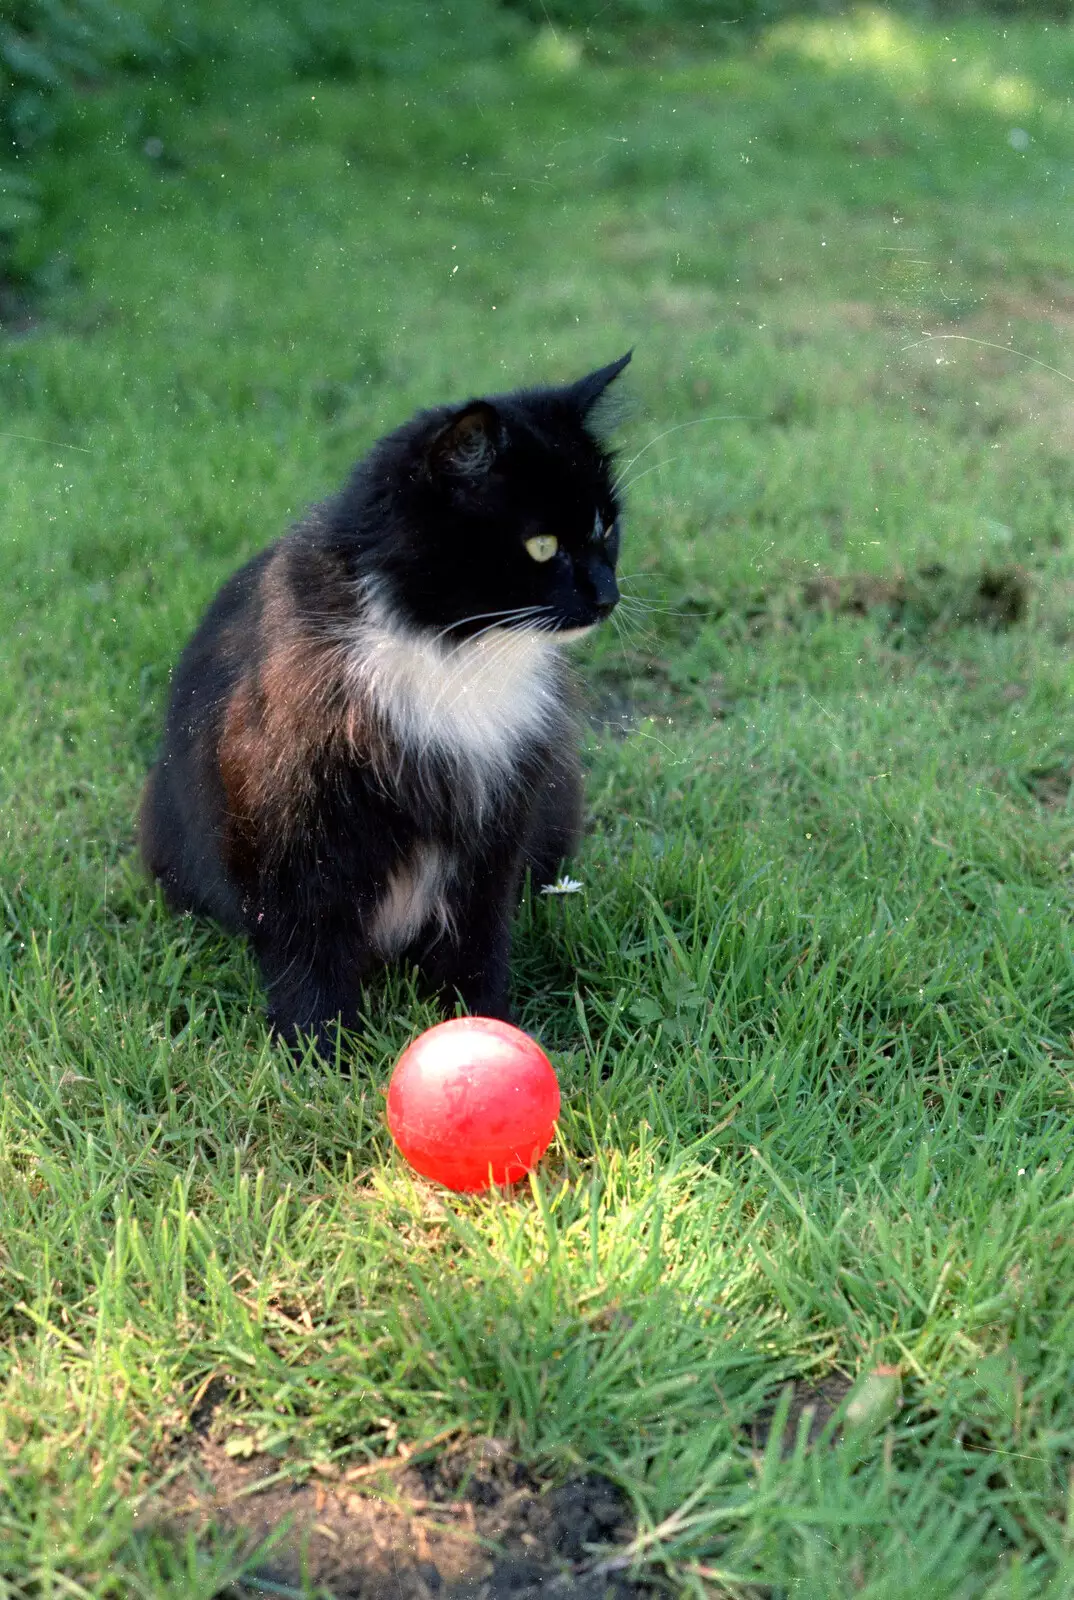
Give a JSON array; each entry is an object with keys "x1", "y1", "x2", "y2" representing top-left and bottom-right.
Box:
[
  {"x1": 521, "y1": 748, "x2": 583, "y2": 892},
  {"x1": 452, "y1": 929, "x2": 514, "y2": 1021},
  {"x1": 420, "y1": 862, "x2": 521, "y2": 1021},
  {"x1": 255, "y1": 915, "x2": 373, "y2": 1061}
]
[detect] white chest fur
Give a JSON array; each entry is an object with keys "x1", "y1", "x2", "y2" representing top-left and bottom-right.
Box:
[
  {"x1": 370, "y1": 842, "x2": 456, "y2": 956},
  {"x1": 345, "y1": 593, "x2": 567, "y2": 792}
]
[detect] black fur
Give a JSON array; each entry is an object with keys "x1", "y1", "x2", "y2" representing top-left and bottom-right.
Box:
[{"x1": 139, "y1": 354, "x2": 630, "y2": 1056}]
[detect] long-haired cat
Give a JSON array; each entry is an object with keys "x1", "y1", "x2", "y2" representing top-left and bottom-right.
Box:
[{"x1": 139, "y1": 352, "x2": 631, "y2": 1056}]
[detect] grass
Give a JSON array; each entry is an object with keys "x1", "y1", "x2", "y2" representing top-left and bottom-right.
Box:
[{"x1": 3, "y1": 6, "x2": 1074, "y2": 1595}]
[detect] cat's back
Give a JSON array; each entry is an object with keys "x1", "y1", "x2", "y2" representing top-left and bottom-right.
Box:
[{"x1": 164, "y1": 543, "x2": 277, "y2": 738}]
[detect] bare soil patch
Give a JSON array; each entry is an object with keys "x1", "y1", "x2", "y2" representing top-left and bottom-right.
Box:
[
  {"x1": 1023, "y1": 763, "x2": 1073, "y2": 810},
  {"x1": 144, "y1": 1435, "x2": 659, "y2": 1598},
  {"x1": 748, "y1": 1375, "x2": 854, "y2": 1456},
  {"x1": 798, "y1": 563, "x2": 1029, "y2": 632},
  {"x1": 989, "y1": 286, "x2": 1074, "y2": 333},
  {"x1": 721, "y1": 562, "x2": 1029, "y2": 643}
]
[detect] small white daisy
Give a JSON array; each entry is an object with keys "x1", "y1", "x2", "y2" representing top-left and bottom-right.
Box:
[{"x1": 540, "y1": 875, "x2": 584, "y2": 896}]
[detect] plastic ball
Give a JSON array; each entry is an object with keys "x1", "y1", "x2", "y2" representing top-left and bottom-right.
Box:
[{"x1": 386, "y1": 1017, "x2": 560, "y2": 1193}]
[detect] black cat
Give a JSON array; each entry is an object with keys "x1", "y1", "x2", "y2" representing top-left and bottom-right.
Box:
[{"x1": 139, "y1": 352, "x2": 630, "y2": 1056}]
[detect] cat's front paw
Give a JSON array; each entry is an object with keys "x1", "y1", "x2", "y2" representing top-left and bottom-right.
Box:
[
  {"x1": 461, "y1": 993, "x2": 516, "y2": 1024},
  {"x1": 269, "y1": 1008, "x2": 355, "y2": 1069}
]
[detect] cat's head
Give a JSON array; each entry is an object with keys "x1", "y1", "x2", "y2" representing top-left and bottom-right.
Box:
[{"x1": 347, "y1": 353, "x2": 632, "y2": 642}]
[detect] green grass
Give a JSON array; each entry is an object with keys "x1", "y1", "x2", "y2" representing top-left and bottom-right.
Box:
[{"x1": 4, "y1": 7, "x2": 1074, "y2": 1595}]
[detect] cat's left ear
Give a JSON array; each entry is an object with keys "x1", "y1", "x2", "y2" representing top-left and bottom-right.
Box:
[
  {"x1": 567, "y1": 350, "x2": 633, "y2": 415},
  {"x1": 428, "y1": 402, "x2": 502, "y2": 477}
]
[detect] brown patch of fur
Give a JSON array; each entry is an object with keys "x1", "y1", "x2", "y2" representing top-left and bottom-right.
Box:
[
  {"x1": 218, "y1": 680, "x2": 265, "y2": 885},
  {"x1": 255, "y1": 560, "x2": 346, "y2": 796},
  {"x1": 216, "y1": 556, "x2": 382, "y2": 875}
]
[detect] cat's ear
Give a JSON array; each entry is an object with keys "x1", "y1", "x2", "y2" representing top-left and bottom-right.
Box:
[
  {"x1": 428, "y1": 402, "x2": 502, "y2": 478},
  {"x1": 567, "y1": 350, "x2": 632, "y2": 415}
]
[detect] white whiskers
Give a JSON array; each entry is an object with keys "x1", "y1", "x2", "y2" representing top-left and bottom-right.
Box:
[{"x1": 610, "y1": 413, "x2": 753, "y2": 495}]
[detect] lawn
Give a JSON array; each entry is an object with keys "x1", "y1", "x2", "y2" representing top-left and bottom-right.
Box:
[{"x1": 3, "y1": 7, "x2": 1074, "y2": 1595}]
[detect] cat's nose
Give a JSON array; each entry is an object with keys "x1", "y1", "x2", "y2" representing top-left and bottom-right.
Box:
[{"x1": 587, "y1": 562, "x2": 619, "y2": 617}]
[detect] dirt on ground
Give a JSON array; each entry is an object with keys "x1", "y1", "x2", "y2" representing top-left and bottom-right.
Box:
[
  {"x1": 1024, "y1": 763, "x2": 1074, "y2": 809},
  {"x1": 146, "y1": 1432, "x2": 661, "y2": 1598},
  {"x1": 143, "y1": 1377, "x2": 865, "y2": 1595},
  {"x1": 798, "y1": 563, "x2": 1030, "y2": 632},
  {"x1": 748, "y1": 1375, "x2": 854, "y2": 1456}
]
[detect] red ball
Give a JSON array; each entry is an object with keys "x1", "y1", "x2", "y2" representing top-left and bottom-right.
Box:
[{"x1": 386, "y1": 1018, "x2": 560, "y2": 1194}]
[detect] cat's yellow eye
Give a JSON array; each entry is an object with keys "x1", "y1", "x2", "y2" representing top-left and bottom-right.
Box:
[{"x1": 524, "y1": 535, "x2": 558, "y2": 563}]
